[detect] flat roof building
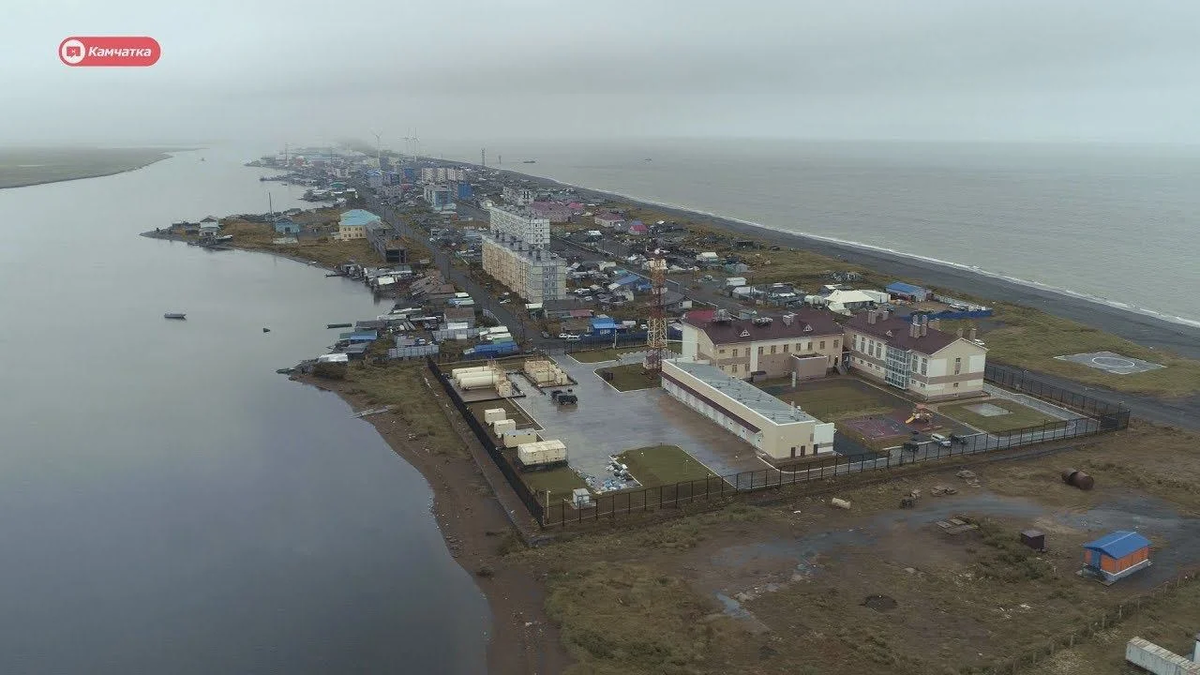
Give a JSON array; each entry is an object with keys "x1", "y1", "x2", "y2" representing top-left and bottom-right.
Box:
[
  {"x1": 662, "y1": 359, "x2": 835, "y2": 461},
  {"x1": 337, "y1": 209, "x2": 381, "y2": 241}
]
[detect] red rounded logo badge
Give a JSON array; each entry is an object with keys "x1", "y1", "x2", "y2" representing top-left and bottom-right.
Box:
[{"x1": 59, "y1": 37, "x2": 160, "y2": 67}]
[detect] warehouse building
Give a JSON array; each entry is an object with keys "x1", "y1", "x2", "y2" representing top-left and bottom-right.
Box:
[
  {"x1": 844, "y1": 310, "x2": 987, "y2": 400},
  {"x1": 662, "y1": 359, "x2": 835, "y2": 461},
  {"x1": 679, "y1": 309, "x2": 843, "y2": 380}
]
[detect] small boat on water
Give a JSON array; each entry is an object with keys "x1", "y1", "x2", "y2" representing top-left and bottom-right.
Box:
[{"x1": 164, "y1": 313, "x2": 186, "y2": 320}]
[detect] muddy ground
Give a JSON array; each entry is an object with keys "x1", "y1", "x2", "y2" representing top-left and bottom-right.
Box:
[{"x1": 508, "y1": 422, "x2": 1200, "y2": 675}]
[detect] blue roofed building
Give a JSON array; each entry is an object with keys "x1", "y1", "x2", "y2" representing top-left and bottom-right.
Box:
[
  {"x1": 1081, "y1": 531, "x2": 1151, "y2": 584},
  {"x1": 273, "y1": 216, "x2": 301, "y2": 235},
  {"x1": 608, "y1": 274, "x2": 651, "y2": 293},
  {"x1": 590, "y1": 317, "x2": 618, "y2": 336},
  {"x1": 337, "y1": 209, "x2": 381, "y2": 241},
  {"x1": 886, "y1": 281, "x2": 930, "y2": 302}
]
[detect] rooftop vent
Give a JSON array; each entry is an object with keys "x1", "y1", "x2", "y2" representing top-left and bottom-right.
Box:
[
  {"x1": 781, "y1": 313, "x2": 795, "y2": 326},
  {"x1": 712, "y1": 309, "x2": 732, "y2": 323},
  {"x1": 739, "y1": 329, "x2": 750, "y2": 338},
  {"x1": 752, "y1": 317, "x2": 773, "y2": 326},
  {"x1": 885, "y1": 330, "x2": 893, "y2": 337},
  {"x1": 804, "y1": 325, "x2": 813, "y2": 332}
]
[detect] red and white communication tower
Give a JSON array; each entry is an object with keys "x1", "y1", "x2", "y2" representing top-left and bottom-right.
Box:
[{"x1": 643, "y1": 255, "x2": 668, "y2": 373}]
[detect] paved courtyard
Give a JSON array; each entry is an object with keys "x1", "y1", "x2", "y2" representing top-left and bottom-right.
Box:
[{"x1": 509, "y1": 352, "x2": 769, "y2": 482}]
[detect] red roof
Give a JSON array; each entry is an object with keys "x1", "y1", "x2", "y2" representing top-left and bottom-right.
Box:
[
  {"x1": 844, "y1": 312, "x2": 958, "y2": 354},
  {"x1": 682, "y1": 309, "x2": 842, "y2": 345},
  {"x1": 685, "y1": 309, "x2": 716, "y2": 323}
]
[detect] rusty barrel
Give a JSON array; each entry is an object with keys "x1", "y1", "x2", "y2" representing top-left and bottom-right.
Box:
[{"x1": 1061, "y1": 468, "x2": 1095, "y2": 491}]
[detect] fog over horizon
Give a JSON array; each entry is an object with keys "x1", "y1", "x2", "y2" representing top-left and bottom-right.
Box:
[{"x1": 5, "y1": 0, "x2": 1200, "y2": 149}]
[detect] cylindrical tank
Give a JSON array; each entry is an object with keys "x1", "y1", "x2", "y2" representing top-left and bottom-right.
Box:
[
  {"x1": 1061, "y1": 468, "x2": 1095, "y2": 491},
  {"x1": 451, "y1": 366, "x2": 491, "y2": 378},
  {"x1": 458, "y1": 373, "x2": 496, "y2": 390}
]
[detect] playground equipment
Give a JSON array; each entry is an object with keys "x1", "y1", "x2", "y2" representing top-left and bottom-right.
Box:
[{"x1": 906, "y1": 404, "x2": 933, "y2": 425}]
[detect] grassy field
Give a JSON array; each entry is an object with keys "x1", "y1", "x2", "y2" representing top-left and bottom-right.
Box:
[
  {"x1": 598, "y1": 363, "x2": 661, "y2": 392},
  {"x1": 513, "y1": 421, "x2": 1200, "y2": 675},
  {"x1": 938, "y1": 304, "x2": 1200, "y2": 397},
  {"x1": 216, "y1": 218, "x2": 383, "y2": 268},
  {"x1": 616, "y1": 445, "x2": 717, "y2": 487},
  {"x1": 775, "y1": 379, "x2": 900, "y2": 421},
  {"x1": 939, "y1": 397, "x2": 1064, "y2": 433},
  {"x1": 338, "y1": 360, "x2": 463, "y2": 456},
  {"x1": 520, "y1": 464, "x2": 591, "y2": 504},
  {"x1": 0, "y1": 147, "x2": 175, "y2": 189},
  {"x1": 570, "y1": 343, "x2": 679, "y2": 364}
]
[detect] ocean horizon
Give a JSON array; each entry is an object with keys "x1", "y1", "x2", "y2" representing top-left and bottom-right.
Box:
[{"x1": 428, "y1": 138, "x2": 1200, "y2": 328}]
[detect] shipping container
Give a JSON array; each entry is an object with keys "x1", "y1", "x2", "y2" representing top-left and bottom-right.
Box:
[
  {"x1": 483, "y1": 408, "x2": 507, "y2": 423},
  {"x1": 492, "y1": 418, "x2": 516, "y2": 434},
  {"x1": 517, "y1": 439, "x2": 568, "y2": 468},
  {"x1": 451, "y1": 365, "x2": 491, "y2": 378},
  {"x1": 502, "y1": 429, "x2": 538, "y2": 448},
  {"x1": 457, "y1": 373, "x2": 497, "y2": 390}
]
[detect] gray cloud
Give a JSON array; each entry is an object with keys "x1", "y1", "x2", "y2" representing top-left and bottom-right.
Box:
[{"x1": 3, "y1": 0, "x2": 1199, "y2": 145}]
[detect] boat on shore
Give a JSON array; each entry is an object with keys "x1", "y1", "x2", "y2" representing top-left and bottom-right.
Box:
[{"x1": 164, "y1": 313, "x2": 186, "y2": 320}]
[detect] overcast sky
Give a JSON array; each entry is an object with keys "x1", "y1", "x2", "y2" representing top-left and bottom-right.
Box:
[{"x1": 5, "y1": 0, "x2": 1200, "y2": 147}]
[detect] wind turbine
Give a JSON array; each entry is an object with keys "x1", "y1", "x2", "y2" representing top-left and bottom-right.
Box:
[{"x1": 369, "y1": 130, "x2": 383, "y2": 167}]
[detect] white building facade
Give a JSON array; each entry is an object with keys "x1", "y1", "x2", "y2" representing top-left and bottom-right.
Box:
[
  {"x1": 487, "y1": 204, "x2": 550, "y2": 247},
  {"x1": 481, "y1": 235, "x2": 567, "y2": 303}
]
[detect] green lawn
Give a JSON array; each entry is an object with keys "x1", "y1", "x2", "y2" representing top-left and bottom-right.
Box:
[
  {"x1": 939, "y1": 398, "x2": 1066, "y2": 434},
  {"x1": 571, "y1": 342, "x2": 680, "y2": 364},
  {"x1": 777, "y1": 380, "x2": 900, "y2": 421},
  {"x1": 597, "y1": 363, "x2": 661, "y2": 392},
  {"x1": 520, "y1": 464, "x2": 590, "y2": 504},
  {"x1": 616, "y1": 445, "x2": 716, "y2": 487}
]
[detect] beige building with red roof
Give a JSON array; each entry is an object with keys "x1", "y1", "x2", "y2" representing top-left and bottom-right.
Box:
[
  {"x1": 844, "y1": 310, "x2": 987, "y2": 400},
  {"x1": 679, "y1": 309, "x2": 845, "y2": 380}
]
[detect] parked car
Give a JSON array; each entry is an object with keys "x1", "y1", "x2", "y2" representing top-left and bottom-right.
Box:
[
  {"x1": 930, "y1": 433, "x2": 953, "y2": 448},
  {"x1": 565, "y1": 334, "x2": 581, "y2": 342},
  {"x1": 949, "y1": 433, "x2": 970, "y2": 446},
  {"x1": 902, "y1": 441, "x2": 920, "y2": 453},
  {"x1": 557, "y1": 333, "x2": 570, "y2": 340}
]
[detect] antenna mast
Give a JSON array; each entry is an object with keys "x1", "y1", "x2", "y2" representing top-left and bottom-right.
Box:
[{"x1": 643, "y1": 254, "x2": 668, "y2": 374}]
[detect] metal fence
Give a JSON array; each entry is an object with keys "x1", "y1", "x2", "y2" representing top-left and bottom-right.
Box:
[
  {"x1": 981, "y1": 568, "x2": 1198, "y2": 674},
  {"x1": 429, "y1": 357, "x2": 1130, "y2": 530},
  {"x1": 985, "y1": 362, "x2": 1130, "y2": 426}
]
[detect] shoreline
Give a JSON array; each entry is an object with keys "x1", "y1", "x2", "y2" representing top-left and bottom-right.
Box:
[
  {"x1": 470, "y1": 163, "x2": 1200, "y2": 360},
  {"x1": 0, "y1": 151, "x2": 185, "y2": 190},
  {"x1": 140, "y1": 228, "x2": 570, "y2": 674}
]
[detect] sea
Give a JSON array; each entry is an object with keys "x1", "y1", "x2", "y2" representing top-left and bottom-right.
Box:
[
  {"x1": 0, "y1": 148, "x2": 488, "y2": 674},
  {"x1": 431, "y1": 138, "x2": 1200, "y2": 328}
]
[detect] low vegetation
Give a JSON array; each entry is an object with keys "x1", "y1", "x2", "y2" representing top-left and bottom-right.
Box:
[
  {"x1": 772, "y1": 379, "x2": 899, "y2": 421},
  {"x1": 217, "y1": 218, "x2": 382, "y2": 268},
  {"x1": 0, "y1": 147, "x2": 174, "y2": 188},
  {"x1": 938, "y1": 398, "x2": 1063, "y2": 433},
  {"x1": 338, "y1": 360, "x2": 461, "y2": 456},
  {"x1": 520, "y1": 465, "x2": 591, "y2": 505},
  {"x1": 597, "y1": 363, "x2": 660, "y2": 392},
  {"x1": 616, "y1": 445, "x2": 717, "y2": 487}
]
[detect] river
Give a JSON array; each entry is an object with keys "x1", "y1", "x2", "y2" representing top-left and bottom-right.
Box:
[{"x1": 0, "y1": 148, "x2": 489, "y2": 673}]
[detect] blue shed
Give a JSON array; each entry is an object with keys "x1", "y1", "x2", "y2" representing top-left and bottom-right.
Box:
[
  {"x1": 1081, "y1": 531, "x2": 1151, "y2": 583},
  {"x1": 886, "y1": 281, "x2": 929, "y2": 302},
  {"x1": 590, "y1": 317, "x2": 618, "y2": 336},
  {"x1": 347, "y1": 330, "x2": 378, "y2": 343},
  {"x1": 273, "y1": 216, "x2": 301, "y2": 234}
]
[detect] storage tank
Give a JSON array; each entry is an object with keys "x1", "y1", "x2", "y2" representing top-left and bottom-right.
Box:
[
  {"x1": 1061, "y1": 468, "x2": 1095, "y2": 491},
  {"x1": 517, "y1": 440, "x2": 567, "y2": 467},
  {"x1": 483, "y1": 408, "x2": 507, "y2": 424},
  {"x1": 458, "y1": 373, "x2": 497, "y2": 390},
  {"x1": 503, "y1": 429, "x2": 538, "y2": 448},
  {"x1": 451, "y1": 365, "x2": 491, "y2": 379},
  {"x1": 492, "y1": 418, "x2": 516, "y2": 434}
]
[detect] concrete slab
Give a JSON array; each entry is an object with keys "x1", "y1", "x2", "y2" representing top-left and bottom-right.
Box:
[
  {"x1": 511, "y1": 353, "x2": 768, "y2": 485},
  {"x1": 965, "y1": 402, "x2": 1011, "y2": 417},
  {"x1": 1055, "y1": 351, "x2": 1165, "y2": 375}
]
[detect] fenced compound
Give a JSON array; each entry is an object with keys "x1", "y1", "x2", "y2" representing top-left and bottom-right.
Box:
[{"x1": 428, "y1": 358, "x2": 1131, "y2": 530}]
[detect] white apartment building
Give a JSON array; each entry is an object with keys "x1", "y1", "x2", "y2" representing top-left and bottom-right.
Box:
[
  {"x1": 487, "y1": 204, "x2": 550, "y2": 247},
  {"x1": 502, "y1": 185, "x2": 535, "y2": 206},
  {"x1": 844, "y1": 311, "x2": 988, "y2": 400},
  {"x1": 481, "y1": 235, "x2": 567, "y2": 303}
]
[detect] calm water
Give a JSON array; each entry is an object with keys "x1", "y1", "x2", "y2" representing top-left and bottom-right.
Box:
[
  {"x1": 434, "y1": 138, "x2": 1200, "y2": 326},
  {"x1": 0, "y1": 148, "x2": 488, "y2": 673}
]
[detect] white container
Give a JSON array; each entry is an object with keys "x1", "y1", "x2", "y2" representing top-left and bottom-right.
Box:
[
  {"x1": 492, "y1": 419, "x2": 516, "y2": 434},
  {"x1": 517, "y1": 439, "x2": 567, "y2": 466},
  {"x1": 830, "y1": 498, "x2": 852, "y2": 510},
  {"x1": 451, "y1": 365, "x2": 490, "y2": 378},
  {"x1": 503, "y1": 429, "x2": 538, "y2": 448},
  {"x1": 482, "y1": 408, "x2": 507, "y2": 423},
  {"x1": 458, "y1": 374, "x2": 497, "y2": 390}
]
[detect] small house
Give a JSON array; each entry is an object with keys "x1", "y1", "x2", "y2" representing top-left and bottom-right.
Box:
[
  {"x1": 1081, "y1": 531, "x2": 1151, "y2": 584},
  {"x1": 590, "y1": 317, "x2": 617, "y2": 336},
  {"x1": 274, "y1": 216, "x2": 301, "y2": 234},
  {"x1": 198, "y1": 216, "x2": 221, "y2": 236}
]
